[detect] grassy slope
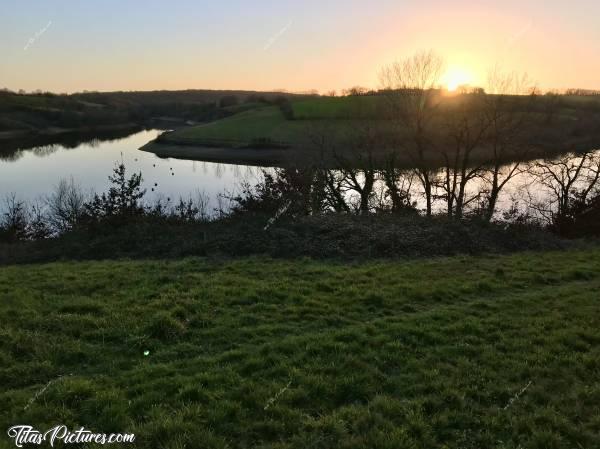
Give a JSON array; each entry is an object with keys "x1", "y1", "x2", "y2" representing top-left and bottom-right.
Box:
[
  {"x1": 165, "y1": 106, "x2": 312, "y2": 147},
  {"x1": 292, "y1": 96, "x2": 384, "y2": 119},
  {"x1": 161, "y1": 95, "x2": 600, "y2": 153},
  {"x1": 1, "y1": 249, "x2": 600, "y2": 448},
  {"x1": 161, "y1": 98, "x2": 388, "y2": 147}
]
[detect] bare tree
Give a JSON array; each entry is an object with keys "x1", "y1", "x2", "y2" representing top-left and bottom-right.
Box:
[
  {"x1": 45, "y1": 177, "x2": 87, "y2": 233},
  {"x1": 480, "y1": 68, "x2": 538, "y2": 220},
  {"x1": 1, "y1": 194, "x2": 28, "y2": 241},
  {"x1": 526, "y1": 151, "x2": 600, "y2": 230},
  {"x1": 438, "y1": 94, "x2": 489, "y2": 218},
  {"x1": 380, "y1": 50, "x2": 445, "y2": 216},
  {"x1": 28, "y1": 200, "x2": 51, "y2": 239},
  {"x1": 380, "y1": 152, "x2": 416, "y2": 213},
  {"x1": 323, "y1": 169, "x2": 351, "y2": 213},
  {"x1": 303, "y1": 120, "x2": 351, "y2": 213},
  {"x1": 332, "y1": 120, "x2": 379, "y2": 214}
]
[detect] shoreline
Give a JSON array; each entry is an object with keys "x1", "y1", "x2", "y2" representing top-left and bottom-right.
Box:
[
  {"x1": 139, "y1": 141, "x2": 288, "y2": 167},
  {"x1": 0, "y1": 123, "x2": 142, "y2": 142},
  {"x1": 0, "y1": 123, "x2": 147, "y2": 154},
  {"x1": 140, "y1": 138, "x2": 600, "y2": 169}
]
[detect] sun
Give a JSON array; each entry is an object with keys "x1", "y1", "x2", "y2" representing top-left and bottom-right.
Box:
[{"x1": 443, "y1": 67, "x2": 474, "y2": 92}]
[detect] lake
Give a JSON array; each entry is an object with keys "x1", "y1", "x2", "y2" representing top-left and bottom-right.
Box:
[
  {"x1": 1, "y1": 129, "x2": 598, "y2": 218},
  {"x1": 0, "y1": 129, "x2": 265, "y2": 212}
]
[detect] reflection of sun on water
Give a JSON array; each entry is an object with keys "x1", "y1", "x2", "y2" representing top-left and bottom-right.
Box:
[{"x1": 443, "y1": 68, "x2": 474, "y2": 92}]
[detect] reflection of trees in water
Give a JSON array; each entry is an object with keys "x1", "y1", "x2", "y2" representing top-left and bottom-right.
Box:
[
  {"x1": 0, "y1": 126, "x2": 142, "y2": 162},
  {"x1": 191, "y1": 161, "x2": 263, "y2": 182},
  {"x1": 31, "y1": 144, "x2": 60, "y2": 158},
  {"x1": 0, "y1": 149, "x2": 24, "y2": 162},
  {"x1": 82, "y1": 139, "x2": 101, "y2": 148},
  {"x1": 213, "y1": 163, "x2": 224, "y2": 178},
  {"x1": 3, "y1": 150, "x2": 598, "y2": 231},
  {"x1": 0, "y1": 144, "x2": 60, "y2": 161},
  {"x1": 246, "y1": 149, "x2": 600, "y2": 223}
]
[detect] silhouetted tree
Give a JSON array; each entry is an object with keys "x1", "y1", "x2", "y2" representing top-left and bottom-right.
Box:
[
  {"x1": 0, "y1": 194, "x2": 28, "y2": 242},
  {"x1": 480, "y1": 69, "x2": 537, "y2": 221},
  {"x1": 526, "y1": 151, "x2": 600, "y2": 233},
  {"x1": 46, "y1": 177, "x2": 87, "y2": 233},
  {"x1": 438, "y1": 94, "x2": 488, "y2": 218},
  {"x1": 379, "y1": 50, "x2": 445, "y2": 216}
]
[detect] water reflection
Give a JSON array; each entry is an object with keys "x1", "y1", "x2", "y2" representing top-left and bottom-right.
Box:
[
  {"x1": 1, "y1": 128, "x2": 598, "y2": 222},
  {"x1": 0, "y1": 126, "x2": 144, "y2": 162},
  {"x1": 0, "y1": 129, "x2": 266, "y2": 213}
]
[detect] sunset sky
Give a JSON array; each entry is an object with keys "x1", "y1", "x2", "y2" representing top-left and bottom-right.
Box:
[{"x1": 1, "y1": 0, "x2": 599, "y2": 93}]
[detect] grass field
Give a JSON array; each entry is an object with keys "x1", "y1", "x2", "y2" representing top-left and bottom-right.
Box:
[
  {"x1": 160, "y1": 97, "x2": 392, "y2": 148},
  {"x1": 159, "y1": 94, "x2": 600, "y2": 160},
  {"x1": 292, "y1": 96, "x2": 385, "y2": 120},
  {"x1": 1, "y1": 249, "x2": 600, "y2": 448},
  {"x1": 165, "y1": 107, "x2": 304, "y2": 147}
]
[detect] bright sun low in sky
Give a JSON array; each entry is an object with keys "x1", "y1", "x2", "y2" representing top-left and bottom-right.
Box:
[
  {"x1": 1, "y1": 0, "x2": 599, "y2": 93},
  {"x1": 442, "y1": 67, "x2": 475, "y2": 92}
]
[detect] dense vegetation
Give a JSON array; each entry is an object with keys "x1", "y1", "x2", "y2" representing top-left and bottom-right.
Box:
[
  {"x1": 0, "y1": 211, "x2": 570, "y2": 265},
  {"x1": 2, "y1": 153, "x2": 599, "y2": 265},
  {"x1": 1, "y1": 249, "x2": 600, "y2": 448},
  {"x1": 7, "y1": 157, "x2": 600, "y2": 265},
  {"x1": 0, "y1": 89, "x2": 309, "y2": 138}
]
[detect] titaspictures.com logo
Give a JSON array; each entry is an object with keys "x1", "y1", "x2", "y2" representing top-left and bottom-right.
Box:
[{"x1": 7, "y1": 425, "x2": 135, "y2": 447}]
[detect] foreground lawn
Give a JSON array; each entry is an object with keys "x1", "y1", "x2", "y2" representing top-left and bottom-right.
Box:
[{"x1": 1, "y1": 250, "x2": 600, "y2": 448}]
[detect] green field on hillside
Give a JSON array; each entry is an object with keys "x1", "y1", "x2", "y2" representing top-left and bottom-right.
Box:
[
  {"x1": 160, "y1": 105, "x2": 381, "y2": 149},
  {"x1": 2, "y1": 249, "x2": 600, "y2": 448},
  {"x1": 292, "y1": 96, "x2": 385, "y2": 119},
  {"x1": 164, "y1": 107, "x2": 304, "y2": 146},
  {"x1": 161, "y1": 97, "x2": 390, "y2": 147},
  {"x1": 160, "y1": 94, "x2": 600, "y2": 155}
]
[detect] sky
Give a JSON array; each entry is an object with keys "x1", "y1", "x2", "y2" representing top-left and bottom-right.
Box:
[{"x1": 1, "y1": 0, "x2": 599, "y2": 93}]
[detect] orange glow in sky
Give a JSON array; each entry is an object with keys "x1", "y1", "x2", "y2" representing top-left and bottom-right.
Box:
[{"x1": 1, "y1": 1, "x2": 599, "y2": 93}]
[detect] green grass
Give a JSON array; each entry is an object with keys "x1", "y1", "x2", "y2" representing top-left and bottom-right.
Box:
[
  {"x1": 166, "y1": 107, "x2": 313, "y2": 147},
  {"x1": 1, "y1": 249, "x2": 600, "y2": 448},
  {"x1": 292, "y1": 96, "x2": 385, "y2": 120},
  {"x1": 162, "y1": 94, "x2": 599, "y2": 156},
  {"x1": 164, "y1": 97, "x2": 389, "y2": 147},
  {"x1": 163, "y1": 102, "x2": 394, "y2": 150}
]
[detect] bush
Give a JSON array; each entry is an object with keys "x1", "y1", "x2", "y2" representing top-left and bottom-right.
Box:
[
  {"x1": 83, "y1": 163, "x2": 146, "y2": 221},
  {"x1": 46, "y1": 177, "x2": 87, "y2": 233},
  {"x1": 0, "y1": 194, "x2": 28, "y2": 242}
]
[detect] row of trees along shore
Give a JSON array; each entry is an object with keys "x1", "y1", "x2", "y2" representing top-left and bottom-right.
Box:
[{"x1": 292, "y1": 51, "x2": 600, "y2": 227}]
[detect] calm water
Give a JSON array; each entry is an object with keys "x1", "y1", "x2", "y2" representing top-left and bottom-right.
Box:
[
  {"x1": 0, "y1": 130, "x2": 265, "y2": 210},
  {"x1": 1, "y1": 129, "x2": 598, "y2": 217}
]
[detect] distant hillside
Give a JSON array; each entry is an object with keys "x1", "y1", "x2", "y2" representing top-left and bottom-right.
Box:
[
  {"x1": 151, "y1": 93, "x2": 600, "y2": 166},
  {"x1": 0, "y1": 89, "x2": 315, "y2": 138}
]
